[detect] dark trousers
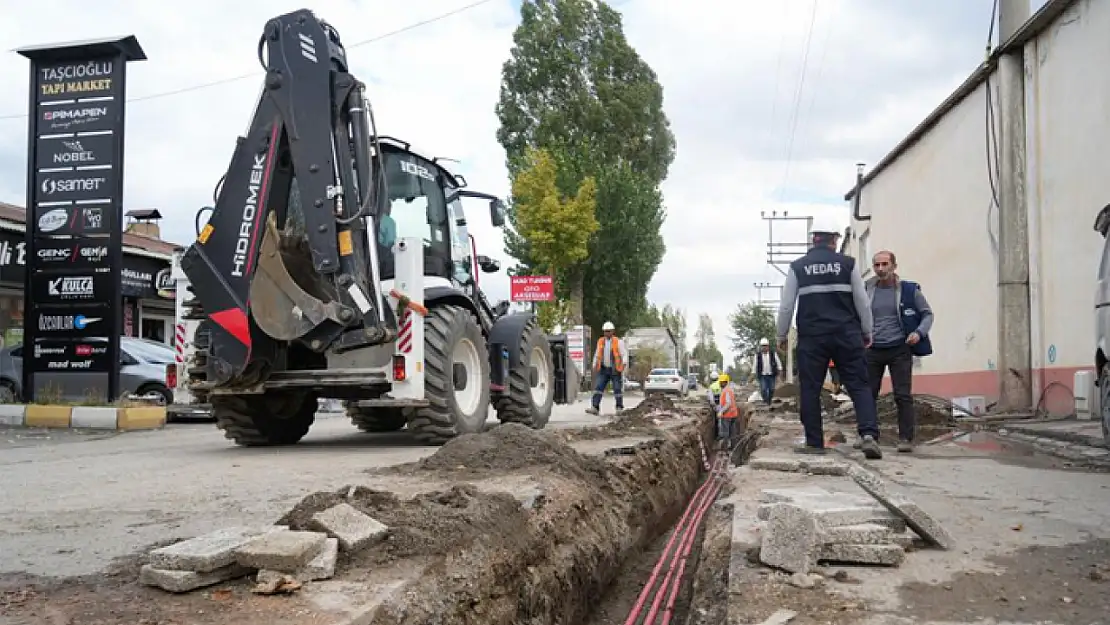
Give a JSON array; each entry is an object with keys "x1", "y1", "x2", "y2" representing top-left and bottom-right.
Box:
[
  {"x1": 759, "y1": 375, "x2": 775, "y2": 404},
  {"x1": 796, "y1": 332, "x2": 880, "y2": 447},
  {"x1": 867, "y1": 344, "x2": 915, "y2": 441},
  {"x1": 717, "y1": 416, "x2": 738, "y2": 442},
  {"x1": 592, "y1": 366, "x2": 624, "y2": 410}
]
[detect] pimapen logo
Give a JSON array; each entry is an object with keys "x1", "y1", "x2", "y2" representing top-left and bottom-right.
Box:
[
  {"x1": 41, "y1": 105, "x2": 110, "y2": 131},
  {"x1": 47, "y1": 276, "x2": 94, "y2": 299}
]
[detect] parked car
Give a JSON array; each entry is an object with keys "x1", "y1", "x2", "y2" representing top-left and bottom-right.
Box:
[
  {"x1": 644, "y1": 368, "x2": 687, "y2": 397},
  {"x1": 0, "y1": 337, "x2": 175, "y2": 405},
  {"x1": 687, "y1": 374, "x2": 698, "y2": 390}
]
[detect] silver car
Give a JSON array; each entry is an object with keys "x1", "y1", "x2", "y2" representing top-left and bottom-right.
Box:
[{"x1": 0, "y1": 336, "x2": 175, "y2": 404}]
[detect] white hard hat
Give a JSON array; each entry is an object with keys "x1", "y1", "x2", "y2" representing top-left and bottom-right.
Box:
[
  {"x1": 602, "y1": 321, "x2": 615, "y2": 331},
  {"x1": 810, "y1": 215, "x2": 843, "y2": 236},
  {"x1": 759, "y1": 337, "x2": 769, "y2": 346}
]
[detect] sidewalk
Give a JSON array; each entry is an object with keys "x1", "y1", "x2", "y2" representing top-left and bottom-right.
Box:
[{"x1": 723, "y1": 406, "x2": 1110, "y2": 625}]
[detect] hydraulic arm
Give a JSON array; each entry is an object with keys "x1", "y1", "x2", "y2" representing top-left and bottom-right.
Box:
[{"x1": 181, "y1": 9, "x2": 390, "y2": 388}]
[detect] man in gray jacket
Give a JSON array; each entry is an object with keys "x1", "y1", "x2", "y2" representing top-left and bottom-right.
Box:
[{"x1": 863, "y1": 250, "x2": 935, "y2": 453}]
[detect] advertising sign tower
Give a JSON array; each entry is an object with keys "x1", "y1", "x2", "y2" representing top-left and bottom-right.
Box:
[{"x1": 16, "y1": 36, "x2": 146, "y2": 402}]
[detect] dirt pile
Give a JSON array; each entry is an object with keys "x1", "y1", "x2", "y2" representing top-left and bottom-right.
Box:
[
  {"x1": 565, "y1": 394, "x2": 705, "y2": 442},
  {"x1": 774, "y1": 383, "x2": 799, "y2": 398},
  {"x1": 356, "y1": 419, "x2": 707, "y2": 625}
]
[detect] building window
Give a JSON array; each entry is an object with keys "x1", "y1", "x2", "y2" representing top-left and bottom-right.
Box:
[{"x1": 140, "y1": 313, "x2": 173, "y2": 345}]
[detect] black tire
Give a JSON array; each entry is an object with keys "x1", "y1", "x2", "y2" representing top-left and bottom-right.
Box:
[
  {"x1": 347, "y1": 402, "x2": 410, "y2": 433},
  {"x1": 494, "y1": 316, "x2": 554, "y2": 429},
  {"x1": 1101, "y1": 365, "x2": 1110, "y2": 443},
  {"x1": 0, "y1": 379, "x2": 19, "y2": 403},
  {"x1": 409, "y1": 305, "x2": 490, "y2": 445},
  {"x1": 213, "y1": 391, "x2": 317, "y2": 447},
  {"x1": 136, "y1": 383, "x2": 172, "y2": 406}
]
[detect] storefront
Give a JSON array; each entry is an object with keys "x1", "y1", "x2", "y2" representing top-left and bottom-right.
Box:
[{"x1": 0, "y1": 220, "x2": 177, "y2": 349}]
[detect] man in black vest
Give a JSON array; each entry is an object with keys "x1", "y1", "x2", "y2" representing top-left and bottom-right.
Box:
[
  {"x1": 775, "y1": 218, "x2": 882, "y2": 459},
  {"x1": 752, "y1": 338, "x2": 783, "y2": 405}
]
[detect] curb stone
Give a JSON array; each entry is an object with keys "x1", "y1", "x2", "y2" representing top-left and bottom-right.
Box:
[
  {"x1": 994, "y1": 429, "x2": 1110, "y2": 469},
  {"x1": 0, "y1": 403, "x2": 166, "y2": 431}
]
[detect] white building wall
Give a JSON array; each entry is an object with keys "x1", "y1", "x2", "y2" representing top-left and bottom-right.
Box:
[
  {"x1": 852, "y1": 81, "x2": 999, "y2": 379},
  {"x1": 1025, "y1": 0, "x2": 1109, "y2": 381}
]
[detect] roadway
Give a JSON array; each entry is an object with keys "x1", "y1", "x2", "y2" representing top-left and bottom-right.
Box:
[{"x1": 0, "y1": 396, "x2": 636, "y2": 579}]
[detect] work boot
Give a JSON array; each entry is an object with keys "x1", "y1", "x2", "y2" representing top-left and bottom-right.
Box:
[
  {"x1": 792, "y1": 444, "x2": 828, "y2": 455},
  {"x1": 860, "y1": 435, "x2": 883, "y2": 460},
  {"x1": 897, "y1": 440, "x2": 914, "y2": 453},
  {"x1": 585, "y1": 406, "x2": 599, "y2": 416}
]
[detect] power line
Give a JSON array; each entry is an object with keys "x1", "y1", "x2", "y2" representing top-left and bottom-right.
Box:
[
  {"x1": 763, "y1": 1, "x2": 791, "y2": 158},
  {"x1": 792, "y1": 2, "x2": 839, "y2": 165},
  {"x1": 776, "y1": 0, "x2": 820, "y2": 201},
  {"x1": 0, "y1": 0, "x2": 495, "y2": 121}
]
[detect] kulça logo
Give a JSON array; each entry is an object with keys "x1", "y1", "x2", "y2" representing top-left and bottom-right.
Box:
[{"x1": 38, "y1": 209, "x2": 68, "y2": 233}]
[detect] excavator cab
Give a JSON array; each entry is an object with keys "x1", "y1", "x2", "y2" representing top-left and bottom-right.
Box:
[{"x1": 179, "y1": 9, "x2": 570, "y2": 448}]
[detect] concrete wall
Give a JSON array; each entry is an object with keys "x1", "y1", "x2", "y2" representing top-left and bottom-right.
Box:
[
  {"x1": 849, "y1": 0, "x2": 1107, "y2": 413},
  {"x1": 851, "y1": 79, "x2": 1000, "y2": 398},
  {"x1": 1023, "y1": 0, "x2": 1109, "y2": 407}
]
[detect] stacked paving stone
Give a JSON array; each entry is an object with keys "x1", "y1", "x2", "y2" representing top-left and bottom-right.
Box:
[
  {"x1": 141, "y1": 502, "x2": 389, "y2": 593},
  {"x1": 750, "y1": 459, "x2": 954, "y2": 575}
]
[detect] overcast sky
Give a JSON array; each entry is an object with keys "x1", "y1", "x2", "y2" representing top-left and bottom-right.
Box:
[{"x1": 0, "y1": 0, "x2": 1039, "y2": 360}]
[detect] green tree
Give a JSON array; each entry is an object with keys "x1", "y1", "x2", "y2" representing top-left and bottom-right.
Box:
[
  {"x1": 496, "y1": 0, "x2": 675, "y2": 335},
  {"x1": 633, "y1": 301, "x2": 662, "y2": 327},
  {"x1": 690, "y1": 313, "x2": 723, "y2": 371},
  {"x1": 658, "y1": 304, "x2": 688, "y2": 358},
  {"x1": 728, "y1": 302, "x2": 777, "y2": 361},
  {"x1": 510, "y1": 146, "x2": 599, "y2": 328},
  {"x1": 629, "y1": 344, "x2": 668, "y2": 385}
]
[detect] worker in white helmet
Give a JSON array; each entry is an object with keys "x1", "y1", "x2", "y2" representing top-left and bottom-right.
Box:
[
  {"x1": 776, "y1": 216, "x2": 882, "y2": 459},
  {"x1": 752, "y1": 337, "x2": 783, "y2": 405},
  {"x1": 586, "y1": 321, "x2": 628, "y2": 415}
]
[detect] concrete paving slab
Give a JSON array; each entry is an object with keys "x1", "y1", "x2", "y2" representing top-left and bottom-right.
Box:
[
  {"x1": 849, "y1": 465, "x2": 955, "y2": 549},
  {"x1": 817, "y1": 543, "x2": 906, "y2": 566},
  {"x1": 235, "y1": 530, "x2": 328, "y2": 572},
  {"x1": 819, "y1": 523, "x2": 897, "y2": 545},
  {"x1": 139, "y1": 563, "x2": 252, "y2": 593},
  {"x1": 148, "y1": 526, "x2": 274, "y2": 572},
  {"x1": 309, "y1": 503, "x2": 387, "y2": 552},
  {"x1": 759, "y1": 503, "x2": 818, "y2": 574}
]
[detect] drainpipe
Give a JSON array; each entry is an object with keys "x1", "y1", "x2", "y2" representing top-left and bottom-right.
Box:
[
  {"x1": 852, "y1": 163, "x2": 870, "y2": 222},
  {"x1": 996, "y1": 0, "x2": 1033, "y2": 411}
]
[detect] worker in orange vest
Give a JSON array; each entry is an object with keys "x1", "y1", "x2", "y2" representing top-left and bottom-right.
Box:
[
  {"x1": 586, "y1": 321, "x2": 628, "y2": 415},
  {"x1": 717, "y1": 373, "x2": 740, "y2": 449}
]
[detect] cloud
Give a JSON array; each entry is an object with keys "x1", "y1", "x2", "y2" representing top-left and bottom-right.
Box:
[{"x1": 0, "y1": 0, "x2": 996, "y2": 362}]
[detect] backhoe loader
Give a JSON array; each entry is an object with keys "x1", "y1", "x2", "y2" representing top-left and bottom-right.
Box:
[{"x1": 179, "y1": 8, "x2": 572, "y2": 446}]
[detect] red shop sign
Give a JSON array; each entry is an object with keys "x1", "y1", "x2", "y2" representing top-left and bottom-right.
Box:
[{"x1": 510, "y1": 275, "x2": 555, "y2": 302}]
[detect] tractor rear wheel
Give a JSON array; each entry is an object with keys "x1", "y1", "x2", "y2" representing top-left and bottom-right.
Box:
[
  {"x1": 494, "y1": 316, "x2": 554, "y2": 429},
  {"x1": 347, "y1": 402, "x2": 410, "y2": 433},
  {"x1": 213, "y1": 390, "x2": 317, "y2": 446},
  {"x1": 409, "y1": 305, "x2": 490, "y2": 445}
]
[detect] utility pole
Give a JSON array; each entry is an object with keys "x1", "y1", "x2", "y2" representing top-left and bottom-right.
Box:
[
  {"x1": 753, "y1": 282, "x2": 782, "y2": 312},
  {"x1": 995, "y1": 0, "x2": 1032, "y2": 412},
  {"x1": 761, "y1": 211, "x2": 813, "y2": 275}
]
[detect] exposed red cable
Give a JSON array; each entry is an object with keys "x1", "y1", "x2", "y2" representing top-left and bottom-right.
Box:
[
  {"x1": 659, "y1": 470, "x2": 727, "y2": 625},
  {"x1": 621, "y1": 455, "x2": 722, "y2": 625},
  {"x1": 623, "y1": 452, "x2": 727, "y2": 625},
  {"x1": 642, "y1": 467, "x2": 726, "y2": 624}
]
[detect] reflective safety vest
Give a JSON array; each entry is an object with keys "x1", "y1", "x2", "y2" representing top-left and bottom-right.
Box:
[
  {"x1": 594, "y1": 337, "x2": 625, "y2": 373},
  {"x1": 709, "y1": 381, "x2": 721, "y2": 397},
  {"x1": 719, "y1": 386, "x2": 739, "y2": 419}
]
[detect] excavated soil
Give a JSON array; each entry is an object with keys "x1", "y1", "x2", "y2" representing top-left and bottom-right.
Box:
[
  {"x1": 562, "y1": 393, "x2": 700, "y2": 442},
  {"x1": 0, "y1": 417, "x2": 710, "y2": 625}
]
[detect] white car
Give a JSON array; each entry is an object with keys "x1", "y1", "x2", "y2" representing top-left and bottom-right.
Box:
[{"x1": 644, "y1": 368, "x2": 687, "y2": 397}]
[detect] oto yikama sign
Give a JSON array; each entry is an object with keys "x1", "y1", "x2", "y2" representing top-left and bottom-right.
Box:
[{"x1": 509, "y1": 275, "x2": 555, "y2": 302}]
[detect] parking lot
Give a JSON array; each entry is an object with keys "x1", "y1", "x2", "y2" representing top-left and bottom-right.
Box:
[{"x1": 0, "y1": 397, "x2": 633, "y2": 579}]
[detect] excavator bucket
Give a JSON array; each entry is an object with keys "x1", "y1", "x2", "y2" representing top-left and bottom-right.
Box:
[{"x1": 249, "y1": 212, "x2": 345, "y2": 342}]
